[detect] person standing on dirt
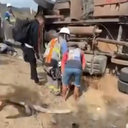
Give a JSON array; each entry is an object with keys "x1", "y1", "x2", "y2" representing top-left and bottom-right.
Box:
[
  {"x1": 23, "y1": 13, "x2": 45, "y2": 85},
  {"x1": 5, "y1": 3, "x2": 15, "y2": 24},
  {"x1": 43, "y1": 27, "x2": 70, "y2": 95},
  {"x1": 61, "y1": 44, "x2": 86, "y2": 100}
]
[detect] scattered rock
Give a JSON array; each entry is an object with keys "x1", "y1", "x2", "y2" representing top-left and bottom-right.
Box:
[
  {"x1": 50, "y1": 116, "x2": 57, "y2": 124},
  {"x1": 17, "y1": 55, "x2": 23, "y2": 60},
  {"x1": 97, "y1": 107, "x2": 101, "y2": 111},
  {"x1": 111, "y1": 125, "x2": 117, "y2": 128},
  {"x1": 91, "y1": 114, "x2": 99, "y2": 121}
]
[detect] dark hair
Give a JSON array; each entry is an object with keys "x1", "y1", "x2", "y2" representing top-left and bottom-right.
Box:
[{"x1": 35, "y1": 5, "x2": 45, "y2": 20}]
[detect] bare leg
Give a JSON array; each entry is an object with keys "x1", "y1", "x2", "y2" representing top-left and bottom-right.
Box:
[
  {"x1": 62, "y1": 85, "x2": 68, "y2": 100},
  {"x1": 73, "y1": 87, "x2": 80, "y2": 101}
]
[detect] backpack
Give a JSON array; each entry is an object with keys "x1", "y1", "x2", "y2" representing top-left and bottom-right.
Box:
[
  {"x1": 67, "y1": 48, "x2": 81, "y2": 61},
  {"x1": 44, "y1": 38, "x2": 60, "y2": 63},
  {"x1": 12, "y1": 19, "x2": 32, "y2": 43}
]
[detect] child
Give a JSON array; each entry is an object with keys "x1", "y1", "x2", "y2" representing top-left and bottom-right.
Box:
[{"x1": 61, "y1": 44, "x2": 86, "y2": 100}]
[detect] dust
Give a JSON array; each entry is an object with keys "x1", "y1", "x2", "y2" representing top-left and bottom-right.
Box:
[
  {"x1": 0, "y1": 55, "x2": 128, "y2": 128},
  {"x1": 53, "y1": 74, "x2": 128, "y2": 128}
]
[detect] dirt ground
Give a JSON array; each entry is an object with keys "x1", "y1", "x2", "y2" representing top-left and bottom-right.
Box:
[{"x1": 0, "y1": 55, "x2": 128, "y2": 128}]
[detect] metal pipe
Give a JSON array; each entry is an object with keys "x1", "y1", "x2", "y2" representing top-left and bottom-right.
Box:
[
  {"x1": 96, "y1": 38, "x2": 128, "y2": 47},
  {"x1": 45, "y1": 15, "x2": 64, "y2": 19},
  {"x1": 68, "y1": 41, "x2": 87, "y2": 48},
  {"x1": 68, "y1": 26, "x2": 102, "y2": 35}
]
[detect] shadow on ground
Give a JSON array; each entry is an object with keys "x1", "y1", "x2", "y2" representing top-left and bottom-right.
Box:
[
  {"x1": 38, "y1": 72, "x2": 47, "y2": 85},
  {"x1": 0, "y1": 83, "x2": 42, "y2": 119},
  {"x1": 0, "y1": 58, "x2": 14, "y2": 65},
  {"x1": 0, "y1": 83, "x2": 41, "y2": 104}
]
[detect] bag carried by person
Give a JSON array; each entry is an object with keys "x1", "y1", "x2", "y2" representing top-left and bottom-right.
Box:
[
  {"x1": 44, "y1": 38, "x2": 60, "y2": 63},
  {"x1": 12, "y1": 19, "x2": 32, "y2": 44},
  {"x1": 67, "y1": 48, "x2": 81, "y2": 61}
]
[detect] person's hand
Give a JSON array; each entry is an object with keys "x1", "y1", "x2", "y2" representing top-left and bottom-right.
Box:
[{"x1": 82, "y1": 64, "x2": 85, "y2": 71}]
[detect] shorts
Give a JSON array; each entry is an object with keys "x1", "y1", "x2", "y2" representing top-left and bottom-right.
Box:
[{"x1": 62, "y1": 67, "x2": 82, "y2": 87}]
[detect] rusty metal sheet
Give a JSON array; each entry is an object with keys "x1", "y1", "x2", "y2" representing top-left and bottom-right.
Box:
[
  {"x1": 97, "y1": 41, "x2": 117, "y2": 53},
  {"x1": 94, "y1": 0, "x2": 128, "y2": 6},
  {"x1": 70, "y1": 0, "x2": 83, "y2": 20},
  {"x1": 94, "y1": 2, "x2": 128, "y2": 17},
  {"x1": 54, "y1": 1, "x2": 70, "y2": 10}
]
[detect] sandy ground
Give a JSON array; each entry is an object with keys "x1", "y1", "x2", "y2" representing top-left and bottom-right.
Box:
[{"x1": 0, "y1": 55, "x2": 128, "y2": 128}]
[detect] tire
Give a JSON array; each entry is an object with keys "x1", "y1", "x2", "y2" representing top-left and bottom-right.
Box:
[
  {"x1": 118, "y1": 79, "x2": 128, "y2": 94},
  {"x1": 119, "y1": 67, "x2": 128, "y2": 83},
  {"x1": 84, "y1": 55, "x2": 107, "y2": 75}
]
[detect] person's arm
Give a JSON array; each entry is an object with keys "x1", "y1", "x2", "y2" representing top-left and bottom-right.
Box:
[
  {"x1": 61, "y1": 52, "x2": 68, "y2": 73},
  {"x1": 60, "y1": 40, "x2": 68, "y2": 56},
  {"x1": 10, "y1": 10, "x2": 15, "y2": 17},
  {"x1": 5, "y1": 12, "x2": 11, "y2": 23},
  {"x1": 81, "y1": 52, "x2": 86, "y2": 70}
]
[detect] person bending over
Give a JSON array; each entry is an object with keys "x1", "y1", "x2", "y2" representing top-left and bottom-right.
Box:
[{"x1": 61, "y1": 44, "x2": 86, "y2": 100}]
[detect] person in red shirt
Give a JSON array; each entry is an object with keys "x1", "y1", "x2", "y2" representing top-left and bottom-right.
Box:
[{"x1": 61, "y1": 44, "x2": 86, "y2": 100}]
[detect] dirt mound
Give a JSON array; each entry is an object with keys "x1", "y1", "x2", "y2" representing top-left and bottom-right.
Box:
[
  {"x1": 0, "y1": 56, "x2": 128, "y2": 128},
  {"x1": 52, "y1": 74, "x2": 128, "y2": 128}
]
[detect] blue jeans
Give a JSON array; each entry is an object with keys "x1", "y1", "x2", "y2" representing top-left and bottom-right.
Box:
[{"x1": 62, "y1": 68, "x2": 82, "y2": 87}]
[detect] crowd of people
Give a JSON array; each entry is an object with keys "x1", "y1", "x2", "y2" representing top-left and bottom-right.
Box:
[{"x1": 3, "y1": 3, "x2": 86, "y2": 101}]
